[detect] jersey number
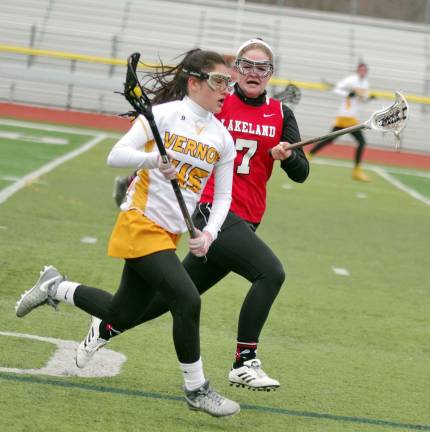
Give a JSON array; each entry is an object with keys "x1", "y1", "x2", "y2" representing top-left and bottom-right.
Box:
[
  {"x1": 172, "y1": 160, "x2": 210, "y2": 193},
  {"x1": 235, "y1": 138, "x2": 257, "y2": 174}
]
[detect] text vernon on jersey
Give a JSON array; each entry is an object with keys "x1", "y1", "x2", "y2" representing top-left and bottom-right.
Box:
[{"x1": 219, "y1": 119, "x2": 277, "y2": 138}]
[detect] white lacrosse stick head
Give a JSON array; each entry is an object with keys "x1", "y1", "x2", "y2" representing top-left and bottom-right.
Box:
[{"x1": 366, "y1": 92, "x2": 409, "y2": 149}]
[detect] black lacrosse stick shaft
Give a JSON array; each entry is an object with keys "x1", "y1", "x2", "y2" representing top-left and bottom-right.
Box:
[
  {"x1": 147, "y1": 116, "x2": 197, "y2": 237},
  {"x1": 123, "y1": 52, "x2": 198, "y2": 240}
]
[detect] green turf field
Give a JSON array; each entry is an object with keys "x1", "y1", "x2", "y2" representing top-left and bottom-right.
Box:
[{"x1": 0, "y1": 119, "x2": 429, "y2": 432}]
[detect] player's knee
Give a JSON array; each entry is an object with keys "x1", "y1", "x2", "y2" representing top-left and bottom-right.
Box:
[
  {"x1": 265, "y1": 259, "x2": 286, "y2": 292},
  {"x1": 184, "y1": 290, "x2": 201, "y2": 317},
  {"x1": 170, "y1": 288, "x2": 201, "y2": 321},
  {"x1": 273, "y1": 262, "x2": 286, "y2": 287}
]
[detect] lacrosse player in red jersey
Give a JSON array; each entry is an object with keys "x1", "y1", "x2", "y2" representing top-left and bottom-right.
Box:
[
  {"x1": 78, "y1": 38, "x2": 309, "y2": 391},
  {"x1": 184, "y1": 38, "x2": 309, "y2": 390},
  {"x1": 15, "y1": 49, "x2": 241, "y2": 417}
]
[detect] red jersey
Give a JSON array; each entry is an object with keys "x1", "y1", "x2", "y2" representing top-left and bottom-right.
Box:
[{"x1": 200, "y1": 92, "x2": 284, "y2": 223}]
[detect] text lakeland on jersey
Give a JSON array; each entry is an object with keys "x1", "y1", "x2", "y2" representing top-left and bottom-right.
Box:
[{"x1": 220, "y1": 119, "x2": 277, "y2": 138}]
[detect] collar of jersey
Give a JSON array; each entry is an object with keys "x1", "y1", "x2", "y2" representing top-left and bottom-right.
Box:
[
  {"x1": 234, "y1": 83, "x2": 268, "y2": 106},
  {"x1": 183, "y1": 96, "x2": 213, "y2": 121}
]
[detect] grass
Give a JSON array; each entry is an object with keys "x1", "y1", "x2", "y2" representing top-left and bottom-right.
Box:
[{"x1": 0, "y1": 120, "x2": 429, "y2": 431}]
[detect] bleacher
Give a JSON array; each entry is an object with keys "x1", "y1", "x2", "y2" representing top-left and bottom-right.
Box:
[{"x1": 1, "y1": 0, "x2": 429, "y2": 153}]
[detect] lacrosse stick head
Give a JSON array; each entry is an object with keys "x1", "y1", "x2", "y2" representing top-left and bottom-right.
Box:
[
  {"x1": 274, "y1": 83, "x2": 302, "y2": 106},
  {"x1": 123, "y1": 52, "x2": 153, "y2": 119},
  {"x1": 366, "y1": 91, "x2": 409, "y2": 149}
]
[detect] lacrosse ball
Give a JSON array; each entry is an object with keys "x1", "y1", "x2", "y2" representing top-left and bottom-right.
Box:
[{"x1": 133, "y1": 86, "x2": 142, "y2": 97}]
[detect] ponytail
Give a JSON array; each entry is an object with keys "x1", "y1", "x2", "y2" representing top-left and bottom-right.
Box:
[{"x1": 139, "y1": 49, "x2": 226, "y2": 105}]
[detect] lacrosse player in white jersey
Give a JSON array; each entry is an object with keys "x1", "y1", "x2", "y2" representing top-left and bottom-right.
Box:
[
  {"x1": 308, "y1": 62, "x2": 372, "y2": 181},
  {"x1": 15, "y1": 49, "x2": 240, "y2": 417},
  {"x1": 78, "y1": 37, "x2": 309, "y2": 392}
]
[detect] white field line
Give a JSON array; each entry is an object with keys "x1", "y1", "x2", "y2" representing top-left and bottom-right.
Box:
[
  {"x1": 0, "y1": 118, "x2": 122, "y2": 138},
  {"x1": 0, "y1": 134, "x2": 107, "y2": 204},
  {"x1": 0, "y1": 131, "x2": 69, "y2": 145},
  {"x1": 373, "y1": 167, "x2": 430, "y2": 206},
  {"x1": 311, "y1": 158, "x2": 430, "y2": 205}
]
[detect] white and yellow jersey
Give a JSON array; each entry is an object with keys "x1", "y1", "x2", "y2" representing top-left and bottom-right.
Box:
[
  {"x1": 107, "y1": 96, "x2": 235, "y2": 258},
  {"x1": 333, "y1": 73, "x2": 369, "y2": 128}
]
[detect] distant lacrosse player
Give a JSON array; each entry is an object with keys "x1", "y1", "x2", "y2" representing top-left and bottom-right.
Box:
[
  {"x1": 15, "y1": 48, "x2": 240, "y2": 418},
  {"x1": 308, "y1": 62, "x2": 372, "y2": 182}
]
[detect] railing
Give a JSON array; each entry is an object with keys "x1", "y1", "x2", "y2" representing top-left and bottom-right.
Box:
[{"x1": 1, "y1": 0, "x2": 430, "y2": 153}]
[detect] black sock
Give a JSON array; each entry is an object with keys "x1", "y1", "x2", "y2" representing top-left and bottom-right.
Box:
[
  {"x1": 233, "y1": 341, "x2": 257, "y2": 368},
  {"x1": 98, "y1": 321, "x2": 122, "y2": 340}
]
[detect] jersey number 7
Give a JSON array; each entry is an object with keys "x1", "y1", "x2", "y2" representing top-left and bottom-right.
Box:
[{"x1": 236, "y1": 138, "x2": 257, "y2": 174}]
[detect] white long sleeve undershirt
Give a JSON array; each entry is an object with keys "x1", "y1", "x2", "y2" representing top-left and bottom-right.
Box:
[
  {"x1": 107, "y1": 117, "x2": 159, "y2": 169},
  {"x1": 203, "y1": 160, "x2": 233, "y2": 240}
]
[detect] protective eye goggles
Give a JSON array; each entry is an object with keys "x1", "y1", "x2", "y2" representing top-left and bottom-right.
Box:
[
  {"x1": 235, "y1": 58, "x2": 273, "y2": 78},
  {"x1": 183, "y1": 69, "x2": 232, "y2": 91}
]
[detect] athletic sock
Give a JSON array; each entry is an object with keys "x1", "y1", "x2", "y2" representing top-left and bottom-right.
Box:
[
  {"x1": 51, "y1": 281, "x2": 80, "y2": 305},
  {"x1": 233, "y1": 341, "x2": 257, "y2": 368},
  {"x1": 99, "y1": 321, "x2": 122, "y2": 340},
  {"x1": 179, "y1": 357, "x2": 206, "y2": 391}
]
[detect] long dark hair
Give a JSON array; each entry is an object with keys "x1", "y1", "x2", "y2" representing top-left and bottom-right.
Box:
[{"x1": 139, "y1": 49, "x2": 226, "y2": 105}]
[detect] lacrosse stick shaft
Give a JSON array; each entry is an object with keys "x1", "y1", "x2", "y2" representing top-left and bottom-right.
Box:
[
  {"x1": 124, "y1": 52, "x2": 198, "y2": 238},
  {"x1": 286, "y1": 123, "x2": 367, "y2": 150},
  {"x1": 146, "y1": 117, "x2": 197, "y2": 237},
  {"x1": 148, "y1": 116, "x2": 207, "y2": 263}
]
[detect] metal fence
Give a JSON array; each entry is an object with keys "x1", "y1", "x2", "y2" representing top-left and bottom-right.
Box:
[{"x1": 1, "y1": 0, "x2": 429, "y2": 153}]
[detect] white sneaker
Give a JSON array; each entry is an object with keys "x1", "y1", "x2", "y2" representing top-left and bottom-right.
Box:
[
  {"x1": 76, "y1": 316, "x2": 108, "y2": 368},
  {"x1": 15, "y1": 266, "x2": 64, "y2": 318},
  {"x1": 184, "y1": 380, "x2": 240, "y2": 417},
  {"x1": 228, "y1": 359, "x2": 280, "y2": 391}
]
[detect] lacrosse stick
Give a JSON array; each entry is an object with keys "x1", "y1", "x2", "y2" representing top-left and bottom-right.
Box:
[
  {"x1": 122, "y1": 52, "x2": 206, "y2": 259},
  {"x1": 274, "y1": 83, "x2": 302, "y2": 107},
  {"x1": 286, "y1": 91, "x2": 408, "y2": 151}
]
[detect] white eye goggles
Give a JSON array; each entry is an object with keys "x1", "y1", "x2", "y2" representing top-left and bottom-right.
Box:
[
  {"x1": 235, "y1": 58, "x2": 273, "y2": 78},
  {"x1": 183, "y1": 69, "x2": 232, "y2": 91}
]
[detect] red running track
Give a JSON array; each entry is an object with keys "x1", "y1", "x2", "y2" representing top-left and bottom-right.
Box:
[{"x1": 1, "y1": 102, "x2": 429, "y2": 170}]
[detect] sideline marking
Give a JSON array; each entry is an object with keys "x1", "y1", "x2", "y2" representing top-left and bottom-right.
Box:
[
  {"x1": 80, "y1": 236, "x2": 97, "y2": 244},
  {"x1": 0, "y1": 372, "x2": 428, "y2": 431},
  {"x1": 0, "y1": 131, "x2": 69, "y2": 145},
  {"x1": 0, "y1": 331, "x2": 126, "y2": 377},
  {"x1": 0, "y1": 134, "x2": 107, "y2": 204},
  {"x1": 311, "y1": 158, "x2": 430, "y2": 205},
  {"x1": 332, "y1": 267, "x2": 350, "y2": 276},
  {"x1": 311, "y1": 157, "x2": 430, "y2": 179},
  {"x1": 0, "y1": 118, "x2": 122, "y2": 138},
  {"x1": 373, "y1": 167, "x2": 430, "y2": 206}
]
